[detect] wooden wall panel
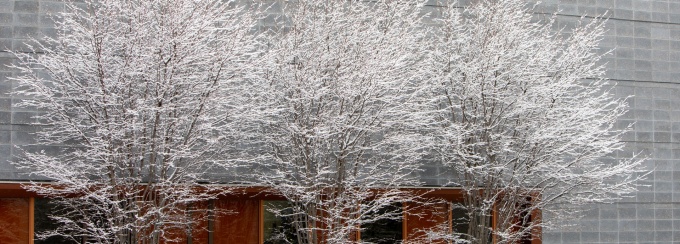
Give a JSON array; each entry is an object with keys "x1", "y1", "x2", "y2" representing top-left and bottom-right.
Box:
[
  {"x1": 405, "y1": 202, "x2": 450, "y2": 244},
  {"x1": 213, "y1": 200, "x2": 260, "y2": 244},
  {"x1": 0, "y1": 198, "x2": 30, "y2": 244},
  {"x1": 157, "y1": 201, "x2": 211, "y2": 244},
  {"x1": 190, "y1": 201, "x2": 210, "y2": 244}
]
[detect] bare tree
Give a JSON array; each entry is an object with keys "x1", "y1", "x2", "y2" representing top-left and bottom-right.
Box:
[
  {"x1": 11, "y1": 0, "x2": 260, "y2": 243},
  {"x1": 421, "y1": 1, "x2": 645, "y2": 243},
  {"x1": 10, "y1": 0, "x2": 645, "y2": 243},
  {"x1": 241, "y1": 0, "x2": 434, "y2": 243}
]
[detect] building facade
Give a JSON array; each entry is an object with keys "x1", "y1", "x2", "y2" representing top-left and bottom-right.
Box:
[
  {"x1": 534, "y1": 1, "x2": 680, "y2": 243},
  {"x1": 0, "y1": 0, "x2": 678, "y2": 243}
]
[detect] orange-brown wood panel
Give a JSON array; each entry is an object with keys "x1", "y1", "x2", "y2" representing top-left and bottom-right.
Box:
[
  {"x1": 160, "y1": 225, "x2": 189, "y2": 244},
  {"x1": 28, "y1": 198, "x2": 34, "y2": 244},
  {"x1": 0, "y1": 198, "x2": 30, "y2": 244},
  {"x1": 190, "y1": 201, "x2": 210, "y2": 243},
  {"x1": 213, "y1": 200, "x2": 260, "y2": 244},
  {"x1": 259, "y1": 200, "x2": 264, "y2": 244},
  {"x1": 0, "y1": 184, "x2": 37, "y2": 198},
  {"x1": 158, "y1": 201, "x2": 210, "y2": 244},
  {"x1": 404, "y1": 202, "x2": 450, "y2": 244},
  {"x1": 530, "y1": 208, "x2": 541, "y2": 244}
]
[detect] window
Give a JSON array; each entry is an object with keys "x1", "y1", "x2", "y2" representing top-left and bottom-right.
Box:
[
  {"x1": 262, "y1": 200, "x2": 298, "y2": 244},
  {"x1": 262, "y1": 201, "x2": 407, "y2": 244},
  {"x1": 34, "y1": 198, "x2": 78, "y2": 244},
  {"x1": 360, "y1": 203, "x2": 403, "y2": 243}
]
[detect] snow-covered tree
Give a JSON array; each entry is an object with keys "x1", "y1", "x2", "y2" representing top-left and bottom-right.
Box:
[
  {"x1": 240, "y1": 0, "x2": 433, "y2": 243},
  {"x1": 421, "y1": 1, "x2": 645, "y2": 243},
  {"x1": 10, "y1": 0, "x2": 645, "y2": 243},
  {"x1": 11, "y1": 0, "x2": 260, "y2": 242}
]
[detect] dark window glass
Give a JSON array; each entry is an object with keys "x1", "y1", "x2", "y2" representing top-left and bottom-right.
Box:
[
  {"x1": 361, "y1": 203, "x2": 403, "y2": 244},
  {"x1": 451, "y1": 205, "x2": 469, "y2": 235},
  {"x1": 451, "y1": 204, "x2": 493, "y2": 244},
  {"x1": 263, "y1": 201, "x2": 298, "y2": 244},
  {"x1": 34, "y1": 198, "x2": 79, "y2": 244}
]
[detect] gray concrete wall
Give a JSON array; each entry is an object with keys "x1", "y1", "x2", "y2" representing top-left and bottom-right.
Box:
[
  {"x1": 537, "y1": 0, "x2": 680, "y2": 243},
  {"x1": 0, "y1": 0, "x2": 66, "y2": 180}
]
